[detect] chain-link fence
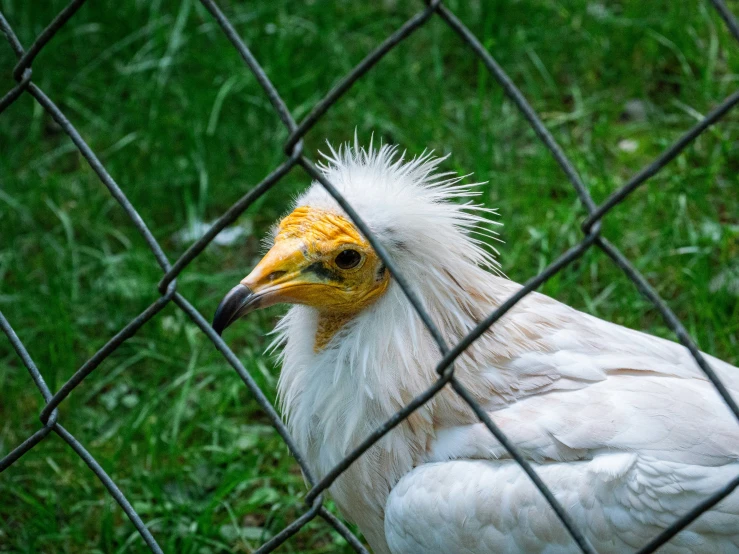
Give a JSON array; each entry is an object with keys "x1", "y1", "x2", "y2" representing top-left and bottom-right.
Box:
[{"x1": 2, "y1": 1, "x2": 739, "y2": 553}]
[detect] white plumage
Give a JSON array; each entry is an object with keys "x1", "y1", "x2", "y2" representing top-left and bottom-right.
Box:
[{"x1": 216, "y1": 140, "x2": 739, "y2": 553}]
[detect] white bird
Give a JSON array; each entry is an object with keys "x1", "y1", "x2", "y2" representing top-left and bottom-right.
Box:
[{"x1": 213, "y1": 140, "x2": 739, "y2": 554}]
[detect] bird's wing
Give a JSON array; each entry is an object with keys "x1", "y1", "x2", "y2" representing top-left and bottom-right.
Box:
[
  {"x1": 392, "y1": 284, "x2": 739, "y2": 553},
  {"x1": 450, "y1": 281, "x2": 739, "y2": 409},
  {"x1": 385, "y1": 456, "x2": 739, "y2": 554},
  {"x1": 437, "y1": 283, "x2": 739, "y2": 467},
  {"x1": 429, "y1": 373, "x2": 739, "y2": 466}
]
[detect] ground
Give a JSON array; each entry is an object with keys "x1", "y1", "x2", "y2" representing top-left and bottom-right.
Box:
[{"x1": 0, "y1": 0, "x2": 737, "y2": 552}]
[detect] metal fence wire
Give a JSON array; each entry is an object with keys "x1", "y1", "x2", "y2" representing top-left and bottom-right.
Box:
[{"x1": 2, "y1": 1, "x2": 739, "y2": 552}]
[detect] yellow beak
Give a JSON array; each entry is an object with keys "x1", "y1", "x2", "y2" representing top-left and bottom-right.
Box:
[{"x1": 212, "y1": 239, "x2": 318, "y2": 335}]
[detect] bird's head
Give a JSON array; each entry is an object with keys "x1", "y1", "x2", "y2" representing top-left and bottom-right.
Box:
[
  {"x1": 212, "y1": 205, "x2": 391, "y2": 335},
  {"x1": 212, "y1": 139, "x2": 500, "y2": 344}
]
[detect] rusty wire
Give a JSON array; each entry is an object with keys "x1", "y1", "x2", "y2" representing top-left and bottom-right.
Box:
[{"x1": 2, "y1": 1, "x2": 739, "y2": 553}]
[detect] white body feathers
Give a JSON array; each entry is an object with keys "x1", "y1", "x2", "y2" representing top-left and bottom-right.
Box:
[{"x1": 271, "y1": 143, "x2": 739, "y2": 553}]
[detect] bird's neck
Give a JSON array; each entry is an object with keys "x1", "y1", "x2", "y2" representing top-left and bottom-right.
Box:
[
  {"x1": 273, "y1": 272, "x2": 508, "y2": 550},
  {"x1": 314, "y1": 310, "x2": 356, "y2": 351},
  {"x1": 276, "y1": 282, "x2": 441, "y2": 459}
]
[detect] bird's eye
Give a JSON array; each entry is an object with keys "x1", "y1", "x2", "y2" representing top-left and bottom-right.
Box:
[{"x1": 335, "y1": 249, "x2": 362, "y2": 270}]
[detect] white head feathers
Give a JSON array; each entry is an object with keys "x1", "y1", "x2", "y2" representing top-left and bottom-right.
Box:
[{"x1": 296, "y1": 139, "x2": 503, "y2": 280}]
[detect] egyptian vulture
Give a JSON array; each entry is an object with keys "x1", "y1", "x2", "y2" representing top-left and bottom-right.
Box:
[{"x1": 213, "y1": 141, "x2": 739, "y2": 553}]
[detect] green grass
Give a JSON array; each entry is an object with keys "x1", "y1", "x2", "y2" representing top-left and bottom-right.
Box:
[{"x1": 1, "y1": 0, "x2": 738, "y2": 552}]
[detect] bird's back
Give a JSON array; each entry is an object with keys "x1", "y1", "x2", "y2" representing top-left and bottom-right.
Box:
[
  {"x1": 384, "y1": 276, "x2": 739, "y2": 554},
  {"x1": 278, "y1": 273, "x2": 739, "y2": 554}
]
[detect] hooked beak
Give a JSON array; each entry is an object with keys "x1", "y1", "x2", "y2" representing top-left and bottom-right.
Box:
[
  {"x1": 212, "y1": 239, "x2": 312, "y2": 336},
  {"x1": 212, "y1": 283, "x2": 259, "y2": 336}
]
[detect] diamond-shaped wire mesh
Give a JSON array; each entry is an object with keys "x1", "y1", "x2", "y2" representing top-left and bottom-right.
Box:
[{"x1": 2, "y1": 1, "x2": 739, "y2": 553}]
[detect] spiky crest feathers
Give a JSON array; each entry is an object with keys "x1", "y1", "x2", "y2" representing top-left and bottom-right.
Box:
[{"x1": 294, "y1": 139, "x2": 503, "y2": 276}]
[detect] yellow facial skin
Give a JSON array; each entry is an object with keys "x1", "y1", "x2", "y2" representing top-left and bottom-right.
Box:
[{"x1": 240, "y1": 207, "x2": 390, "y2": 350}]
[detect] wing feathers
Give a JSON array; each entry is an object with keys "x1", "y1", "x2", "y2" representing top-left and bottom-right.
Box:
[
  {"x1": 386, "y1": 457, "x2": 739, "y2": 554},
  {"x1": 430, "y1": 375, "x2": 739, "y2": 466}
]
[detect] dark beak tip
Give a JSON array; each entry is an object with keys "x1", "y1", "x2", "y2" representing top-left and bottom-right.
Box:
[{"x1": 212, "y1": 283, "x2": 254, "y2": 336}]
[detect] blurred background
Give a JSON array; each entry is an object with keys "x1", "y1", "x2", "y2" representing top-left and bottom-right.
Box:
[{"x1": 1, "y1": 0, "x2": 737, "y2": 552}]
